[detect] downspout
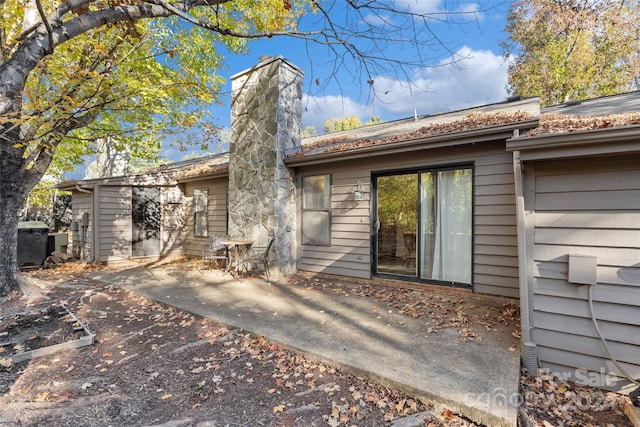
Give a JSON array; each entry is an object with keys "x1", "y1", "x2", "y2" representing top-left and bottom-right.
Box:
[
  {"x1": 513, "y1": 148, "x2": 538, "y2": 375},
  {"x1": 75, "y1": 184, "x2": 95, "y2": 262},
  {"x1": 92, "y1": 183, "x2": 102, "y2": 263}
]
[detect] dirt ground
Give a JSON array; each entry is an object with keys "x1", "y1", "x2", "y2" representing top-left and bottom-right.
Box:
[{"x1": 0, "y1": 262, "x2": 632, "y2": 427}]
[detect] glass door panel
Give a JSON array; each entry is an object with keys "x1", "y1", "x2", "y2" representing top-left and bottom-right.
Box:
[
  {"x1": 420, "y1": 169, "x2": 472, "y2": 284},
  {"x1": 375, "y1": 173, "x2": 418, "y2": 276}
]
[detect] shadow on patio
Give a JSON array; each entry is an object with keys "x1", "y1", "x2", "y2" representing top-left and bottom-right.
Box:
[{"x1": 88, "y1": 259, "x2": 522, "y2": 427}]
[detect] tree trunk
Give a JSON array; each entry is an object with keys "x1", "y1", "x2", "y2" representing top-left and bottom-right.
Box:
[
  {"x1": 0, "y1": 177, "x2": 26, "y2": 296},
  {"x1": 0, "y1": 89, "x2": 29, "y2": 296}
]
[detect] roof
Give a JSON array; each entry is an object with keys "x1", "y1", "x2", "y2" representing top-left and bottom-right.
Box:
[
  {"x1": 290, "y1": 97, "x2": 540, "y2": 160},
  {"x1": 57, "y1": 153, "x2": 229, "y2": 190},
  {"x1": 508, "y1": 91, "x2": 640, "y2": 160},
  {"x1": 542, "y1": 91, "x2": 640, "y2": 116},
  {"x1": 142, "y1": 153, "x2": 229, "y2": 180},
  {"x1": 59, "y1": 91, "x2": 640, "y2": 190},
  {"x1": 527, "y1": 91, "x2": 640, "y2": 136}
]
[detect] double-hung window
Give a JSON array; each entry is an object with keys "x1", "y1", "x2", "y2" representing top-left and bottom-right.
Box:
[
  {"x1": 193, "y1": 188, "x2": 208, "y2": 237},
  {"x1": 302, "y1": 175, "x2": 331, "y2": 245}
]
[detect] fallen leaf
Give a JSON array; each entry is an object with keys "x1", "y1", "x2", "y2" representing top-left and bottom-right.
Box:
[
  {"x1": 273, "y1": 404, "x2": 285, "y2": 413},
  {"x1": 35, "y1": 391, "x2": 50, "y2": 402}
]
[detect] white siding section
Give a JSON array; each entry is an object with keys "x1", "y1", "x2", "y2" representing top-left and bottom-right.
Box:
[
  {"x1": 184, "y1": 178, "x2": 228, "y2": 257},
  {"x1": 530, "y1": 155, "x2": 640, "y2": 385},
  {"x1": 295, "y1": 142, "x2": 520, "y2": 297},
  {"x1": 97, "y1": 186, "x2": 131, "y2": 262}
]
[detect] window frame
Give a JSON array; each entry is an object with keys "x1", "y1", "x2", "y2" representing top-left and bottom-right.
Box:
[
  {"x1": 193, "y1": 188, "x2": 209, "y2": 238},
  {"x1": 301, "y1": 174, "x2": 331, "y2": 246},
  {"x1": 372, "y1": 163, "x2": 474, "y2": 289}
]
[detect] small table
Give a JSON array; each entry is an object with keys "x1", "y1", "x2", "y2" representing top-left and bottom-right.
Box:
[{"x1": 220, "y1": 239, "x2": 254, "y2": 278}]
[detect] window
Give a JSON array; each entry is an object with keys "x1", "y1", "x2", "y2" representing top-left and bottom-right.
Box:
[
  {"x1": 302, "y1": 175, "x2": 331, "y2": 245},
  {"x1": 193, "y1": 188, "x2": 208, "y2": 237}
]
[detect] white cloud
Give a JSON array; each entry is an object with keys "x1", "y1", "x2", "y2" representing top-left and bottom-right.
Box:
[
  {"x1": 378, "y1": 46, "x2": 511, "y2": 115},
  {"x1": 302, "y1": 46, "x2": 511, "y2": 132}
]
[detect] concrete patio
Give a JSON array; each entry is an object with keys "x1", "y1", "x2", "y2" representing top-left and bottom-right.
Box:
[{"x1": 88, "y1": 261, "x2": 522, "y2": 427}]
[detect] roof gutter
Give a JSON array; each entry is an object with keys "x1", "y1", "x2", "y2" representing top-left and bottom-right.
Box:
[
  {"x1": 507, "y1": 125, "x2": 640, "y2": 160},
  {"x1": 286, "y1": 120, "x2": 539, "y2": 167}
]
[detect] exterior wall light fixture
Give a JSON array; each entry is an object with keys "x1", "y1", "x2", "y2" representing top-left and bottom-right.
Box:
[{"x1": 354, "y1": 180, "x2": 364, "y2": 201}]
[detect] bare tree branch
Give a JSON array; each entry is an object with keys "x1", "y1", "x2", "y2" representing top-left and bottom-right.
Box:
[{"x1": 34, "y1": 0, "x2": 54, "y2": 54}]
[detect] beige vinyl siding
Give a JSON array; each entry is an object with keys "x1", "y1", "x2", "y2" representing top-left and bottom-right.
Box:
[
  {"x1": 530, "y1": 155, "x2": 640, "y2": 382},
  {"x1": 295, "y1": 141, "x2": 520, "y2": 297},
  {"x1": 474, "y1": 154, "x2": 519, "y2": 297},
  {"x1": 184, "y1": 178, "x2": 228, "y2": 257},
  {"x1": 97, "y1": 186, "x2": 132, "y2": 262},
  {"x1": 298, "y1": 166, "x2": 371, "y2": 279},
  {"x1": 71, "y1": 192, "x2": 91, "y2": 260}
]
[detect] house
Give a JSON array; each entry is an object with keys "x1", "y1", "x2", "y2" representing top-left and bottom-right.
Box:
[{"x1": 58, "y1": 56, "x2": 640, "y2": 395}]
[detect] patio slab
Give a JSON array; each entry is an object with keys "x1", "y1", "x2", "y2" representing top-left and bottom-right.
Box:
[{"x1": 88, "y1": 264, "x2": 521, "y2": 427}]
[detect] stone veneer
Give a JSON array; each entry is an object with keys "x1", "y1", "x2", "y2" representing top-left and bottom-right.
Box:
[{"x1": 228, "y1": 56, "x2": 303, "y2": 276}]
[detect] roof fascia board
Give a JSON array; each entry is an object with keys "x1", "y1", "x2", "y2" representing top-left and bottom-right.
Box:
[
  {"x1": 58, "y1": 167, "x2": 229, "y2": 191},
  {"x1": 57, "y1": 173, "x2": 177, "y2": 191},
  {"x1": 176, "y1": 171, "x2": 229, "y2": 183},
  {"x1": 285, "y1": 120, "x2": 539, "y2": 167},
  {"x1": 507, "y1": 125, "x2": 640, "y2": 161}
]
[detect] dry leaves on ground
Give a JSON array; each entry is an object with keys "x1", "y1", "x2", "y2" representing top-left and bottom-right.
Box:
[
  {"x1": 0, "y1": 270, "x2": 477, "y2": 427},
  {"x1": 1, "y1": 264, "x2": 634, "y2": 427},
  {"x1": 519, "y1": 369, "x2": 631, "y2": 427},
  {"x1": 292, "y1": 276, "x2": 521, "y2": 345}
]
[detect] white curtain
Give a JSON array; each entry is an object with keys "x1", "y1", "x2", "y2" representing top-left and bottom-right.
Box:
[{"x1": 421, "y1": 169, "x2": 472, "y2": 284}]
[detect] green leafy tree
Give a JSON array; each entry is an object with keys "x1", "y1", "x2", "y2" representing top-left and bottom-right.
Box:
[
  {"x1": 503, "y1": 0, "x2": 640, "y2": 106},
  {"x1": 0, "y1": 0, "x2": 494, "y2": 295},
  {"x1": 323, "y1": 115, "x2": 362, "y2": 133},
  {"x1": 365, "y1": 115, "x2": 384, "y2": 126},
  {"x1": 300, "y1": 125, "x2": 317, "y2": 138}
]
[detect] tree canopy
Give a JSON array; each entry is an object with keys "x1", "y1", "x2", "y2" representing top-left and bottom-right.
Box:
[
  {"x1": 323, "y1": 115, "x2": 384, "y2": 133},
  {"x1": 503, "y1": 0, "x2": 640, "y2": 106},
  {"x1": 323, "y1": 114, "x2": 362, "y2": 133}
]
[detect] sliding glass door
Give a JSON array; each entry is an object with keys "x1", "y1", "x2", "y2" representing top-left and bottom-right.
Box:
[
  {"x1": 375, "y1": 166, "x2": 472, "y2": 286},
  {"x1": 375, "y1": 173, "x2": 418, "y2": 276}
]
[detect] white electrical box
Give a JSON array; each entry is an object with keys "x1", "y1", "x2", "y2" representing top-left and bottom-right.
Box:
[
  {"x1": 167, "y1": 188, "x2": 181, "y2": 204},
  {"x1": 568, "y1": 254, "x2": 597, "y2": 285}
]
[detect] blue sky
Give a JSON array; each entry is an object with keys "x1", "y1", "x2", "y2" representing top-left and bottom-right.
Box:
[
  {"x1": 161, "y1": 0, "x2": 514, "y2": 162},
  {"x1": 70, "y1": 1, "x2": 515, "y2": 176},
  {"x1": 223, "y1": 1, "x2": 512, "y2": 128}
]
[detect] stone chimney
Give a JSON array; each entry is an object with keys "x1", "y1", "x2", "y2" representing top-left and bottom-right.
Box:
[{"x1": 228, "y1": 56, "x2": 303, "y2": 276}]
